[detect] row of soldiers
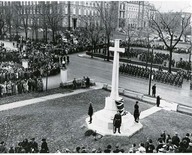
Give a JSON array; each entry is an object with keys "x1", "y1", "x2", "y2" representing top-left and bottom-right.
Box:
[{"x1": 119, "y1": 64, "x2": 184, "y2": 87}]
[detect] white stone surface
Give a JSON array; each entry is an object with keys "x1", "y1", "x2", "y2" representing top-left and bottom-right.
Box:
[
  {"x1": 60, "y1": 69, "x2": 67, "y2": 83},
  {"x1": 86, "y1": 110, "x2": 143, "y2": 136}
]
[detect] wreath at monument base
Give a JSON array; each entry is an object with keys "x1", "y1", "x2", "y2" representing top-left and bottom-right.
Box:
[{"x1": 115, "y1": 98, "x2": 128, "y2": 116}]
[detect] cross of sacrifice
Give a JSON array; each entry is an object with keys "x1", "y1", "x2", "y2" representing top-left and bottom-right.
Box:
[{"x1": 109, "y1": 39, "x2": 125, "y2": 101}]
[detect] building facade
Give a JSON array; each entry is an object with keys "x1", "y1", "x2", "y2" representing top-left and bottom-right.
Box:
[{"x1": 117, "y1": 1, "x2": 156, "y2": 29}]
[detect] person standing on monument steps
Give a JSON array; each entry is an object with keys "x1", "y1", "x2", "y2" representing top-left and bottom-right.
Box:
[
  {"x1": 134, "y1": 101, "x2": 140, "y2": 123},
  {"x1": 88, "y1": 102, "x2": 93, "y2": 124},
  {"x1": 113, "y1": 111, "x2": 122, "y2": 134},
  {"x1": 152, "y1": 84, "x2": 156, "y2": 97}
]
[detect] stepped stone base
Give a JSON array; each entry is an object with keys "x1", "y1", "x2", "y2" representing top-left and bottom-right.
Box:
[{"x1": 86, "y1": 97, "x2": 143, "y2": 137}]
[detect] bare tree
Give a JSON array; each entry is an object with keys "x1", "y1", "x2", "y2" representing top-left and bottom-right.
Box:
[
  {"x1": 39, "y1": 2, "x2": 63, "y2": 43},
  {"x1": 31, "y1": 5, "x2": 39, "y2": 41},
  {"x1": 14, "y1": 3, "x2": 30, "y2": 40},
  {"x1": 12, "y1": 3, "x2": 20, "y2": 37},
  {"x1": 0, "y1": 10, "x2": 5, "y2": 39},
  {"x1": 122, "y1": 19, "x2": 139, "y2": 54},
  {"x1": 3, "y1": 5, "x2": 14, "y2": 41},
  {"x1": 97, "y1": 1, "x2": 118, "y2": 61},
  {"x1": 82, "y1": 16, "x2": 103, "y2": 58},
  {"x1": 150, "y1": 11, "x2": 190, "y2": 73}
]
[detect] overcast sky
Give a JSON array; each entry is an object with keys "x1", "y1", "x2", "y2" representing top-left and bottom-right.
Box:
[{"x1": 150, "y1": 1, "x2": 192, "y2": 13}]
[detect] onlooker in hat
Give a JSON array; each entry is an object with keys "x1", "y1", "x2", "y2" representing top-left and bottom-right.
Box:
[
  {"x1": 40, "y1": 138, "x2": 49, "y2": 153},
  {"x1": 137, "y1": 143, "x2": 146, "y2": 153},
  {"x1": 75, "y1": 146, "x2": 81, "y2": 153},
  {"x1": 146, "y1": 139, "x2": 155, "y2": 153},
  {"x1": 182, "y1": 133, "x2": 190, "y2": 148},
  {"x1": 178, "y1": 141, "x2": 187, "y2": 152},
  {"x1": 0, "y1": 141, "x2": 7, "y2": 153},
  {"x1": 81, "y1": 146, "x2": 87, "y2": 153},
  {"x1": 96, "y1": 147, "x2": 102, "y2": 153},
  {"x1": 166, "y1": 134, "x2": 172, "y2": 143},
  {"x1": 8, "y1": 146, "x2": 15, "y2": 153},
  {"x1": 29, "y1": 138, "x2": 38, "y2": 153},
  {"x1": 129, "y1": 143, "x2": 138, "y2": 153},
  {"x1": 186, "y1": 142, "x2": 192, "y2": 153},
  {"x1": 172, "y1": 132, "x2": 180, "y2": 147},
  {"x1": 156, "y1": 140, "x2": 164, "y2": 153},
  {"x1": 91, "y1": 148, "x2": 97, "y2": 153},
  {"x1": 65, "y1": 148, "x2": 71, "y2": 153},
  {"x1": 104, "y1": 144, "x2": 112, "y2": 153},
  {"x1": 22, "y1": 138, "x2": 30, "y2": 153},
  {"x1": 113, "y1": 143, "x2": 120, "y2": 153}
]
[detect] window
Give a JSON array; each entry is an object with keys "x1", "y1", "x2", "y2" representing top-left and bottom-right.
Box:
[
  {"x1": 79, "y1": 8, "x2": 81, "y2": 15},
  {"x1": 65, "y1": 7, "x2": 68, "y2": 14},
  {"x1": 73, "y1": 7, "x2": 75, "y2": 14}
]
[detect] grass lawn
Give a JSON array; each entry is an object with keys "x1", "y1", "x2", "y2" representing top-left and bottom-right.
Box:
[{"x1": 0, "y1": 89, "x2": 191, "y2": 153}]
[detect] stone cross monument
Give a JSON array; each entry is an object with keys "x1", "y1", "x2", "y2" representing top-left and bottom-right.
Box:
[
  {"x1": 109, "y1": 39, "x2": 125, "y2": 100},
  {"x1": 104, "y1": 39, "x2": 125, "y2": 111},
  {"x1": 86, "y1": 39, "x2": 143, "y2": 136}
]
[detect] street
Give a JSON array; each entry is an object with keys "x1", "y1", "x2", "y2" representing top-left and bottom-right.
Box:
[{"x1": 67, "y1": 53, "x2": 192, "y2": 107}]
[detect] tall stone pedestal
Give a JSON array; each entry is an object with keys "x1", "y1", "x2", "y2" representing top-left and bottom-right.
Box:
[
  {"x1": 86, "y1": 96, "x2": 143, "y2": 136},
  {"x1": 60, "y1": 68, "x2": 67, "y2": 83}
]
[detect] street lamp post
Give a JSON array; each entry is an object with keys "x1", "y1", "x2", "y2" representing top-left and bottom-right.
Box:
[{"x1": 148, "y1": 44, "x2": 154, "y2": 96}]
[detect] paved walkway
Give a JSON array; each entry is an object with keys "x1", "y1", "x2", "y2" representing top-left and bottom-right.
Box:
[{"x1": 0, "y1": 83, "x2": 103, "y2": 112}]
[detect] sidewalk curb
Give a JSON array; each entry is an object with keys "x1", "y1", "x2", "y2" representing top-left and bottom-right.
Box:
[{"x1": 102, "y1": 83, "x2": 181, "y2": 113}]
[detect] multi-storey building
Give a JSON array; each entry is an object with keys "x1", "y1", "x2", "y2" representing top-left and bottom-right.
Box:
[
  {"x1": 0, "y1": 1, "x2": 156, "y2": 39},
  {"x1": 61, "y1": 1, "x2": 102, "y2": 29},
  {"x1": 118, "y1": 1, "x2": 156, "y2": 29}
]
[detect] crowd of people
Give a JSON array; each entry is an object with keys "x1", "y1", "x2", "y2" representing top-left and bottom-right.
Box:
[
  {"x1": 61, "y1": 131, "x2": 192, "y2": 153},
  {"x1": 0, "y1": 39, "x2": 72, "y2": 97},
  {"x1": 119, "y1": 63, "x2": 184, "y2": 87},
  {"x1": 1, "y1": 131, "x2": 192, "y2": 153},
  {"x1": 0, "y1": 138, "x2": 49, "y2": 153}
]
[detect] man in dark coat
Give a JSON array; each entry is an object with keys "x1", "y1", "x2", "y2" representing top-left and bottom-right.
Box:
[
  {"x1": 40, "y1": 138, "x2": 49, "y2": 153},
  {"x1": 172, "y1": 132, "x2": 180, "y2": 147},
  {"x1": 86, "y1": 76, "x2": 90, "y2": 88},
  {"x1": 156, "y1": 96, "x2": 161, "y2": 107},
  {"x1": 113, "y1": 111, "x2": 122, "y2": 134},
  {"x1": 88, "y1": 102, "x2": 93, "y2": 124},
  {"x1": 152, "y1": 84, "x2": 156, "y2": 97},
  {"x1": 134, "y1": 101, "x2": 140, "y2": 123},
  {"x1": 29, "y1": 138, "x2": 38, "y2": 153}
]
